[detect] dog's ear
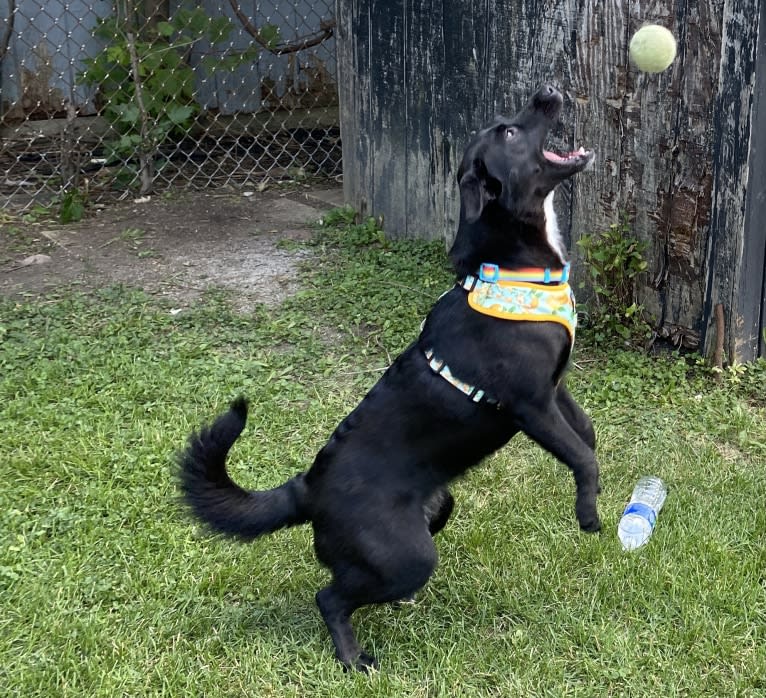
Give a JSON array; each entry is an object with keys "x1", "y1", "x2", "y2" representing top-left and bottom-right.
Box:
[{"x1": 459, "y1": 159, "x2": 499, "y2": 223}]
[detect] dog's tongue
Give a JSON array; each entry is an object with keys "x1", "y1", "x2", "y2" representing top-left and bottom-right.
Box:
[{"x1": 544, "y1": 147, "x2": 587, "y2": 162}]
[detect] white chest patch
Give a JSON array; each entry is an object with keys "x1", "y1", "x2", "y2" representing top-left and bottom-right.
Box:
[{"x1": 543, "y1": 191, "x2": 567, "y2": 265}]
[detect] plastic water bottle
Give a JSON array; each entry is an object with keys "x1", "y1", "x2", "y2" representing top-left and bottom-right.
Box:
[{"x1": 618, "y1": 476, "x2": 667, "y2": 551}]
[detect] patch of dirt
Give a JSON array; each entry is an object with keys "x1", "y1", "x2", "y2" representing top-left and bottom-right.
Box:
[{"x1": 0, "y1": 185, "x2": 345, "y2": 309}]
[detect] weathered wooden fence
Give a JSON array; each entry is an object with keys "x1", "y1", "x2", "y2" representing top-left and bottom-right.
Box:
[{"x1": 336, "y1": 0, "x2": 765, "y2": 361}]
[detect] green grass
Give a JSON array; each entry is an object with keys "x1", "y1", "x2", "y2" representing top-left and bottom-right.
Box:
[{"x1": 1, "y1": 220, "x2": 765, "y2": 697}]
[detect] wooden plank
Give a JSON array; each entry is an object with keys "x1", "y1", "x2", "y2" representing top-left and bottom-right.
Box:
[
  {"x1": 402, "y1": 0, "x2": 444, "y2": 240},
  {"x1": 730, "y1": 0, "x2": 765, "y2": 360},
  {"x1": 440, "y1": 0, "x2": 491, "y2": 245},
  {"x1": 568, "y1": 1, "x2": 721, "y2": 348},
  {"x1": 335, "y1": 0, "x2": 360, "y2": 210},
  {"x1": 645, "y1": 0, "x2": 722, "y2": 348},
  {"x1": 0, "y1": 108, "x2": 338, "y2": 144},
  {"x1": 573, "y1": 2, "x2": 687, "y2": 331},
  {"x1": 569, "y1": 0, "x2": 628, "y2": 254},
  {"x1": 366, "y1": 0, "x2": 407, "y2": 235},
  {"x1": 619, "y1": 1, "x2": 716, "y2": 347},
  {"x1": 486, "y1": 0, "x2": 580, "y2": 249},
  {"x1": 704, "y1": 0, "x2": 763, "y2": 361}
]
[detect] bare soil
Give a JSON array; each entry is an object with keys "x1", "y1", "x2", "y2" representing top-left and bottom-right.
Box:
[{"x1": 0, "y1": 185, "x2": 345, "y2": 309}]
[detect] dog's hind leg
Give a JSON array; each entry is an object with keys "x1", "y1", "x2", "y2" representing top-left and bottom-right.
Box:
[
  {"x1": 316, "y1": 524, "x2": 438, "y2": 671},
  {"x1": 316, "y1": 585, "x2": 378, "y2": 672},
  {"x1": 394, "y1": 488, "x2": 453, "y2": 605},
  {"x1": 424, "y1": 487, "x2": 454, "y2": 536}
]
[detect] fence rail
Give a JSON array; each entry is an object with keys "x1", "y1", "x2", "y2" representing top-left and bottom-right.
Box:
[{"x1": 0, "y1": 0, "x2": 340, "y2": 211}]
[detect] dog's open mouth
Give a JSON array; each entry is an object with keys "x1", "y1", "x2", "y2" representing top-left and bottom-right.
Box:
[
  {"x1": 541, "y1": 145, "x2": 595, "y2": 177},
  {"x1": 543, "y1": 146, "x2": 591, "y2": 163}
]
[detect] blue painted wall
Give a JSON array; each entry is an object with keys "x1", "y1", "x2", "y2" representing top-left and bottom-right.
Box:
[
  {"x1": 1, "y1": 0, "x2": 111, "y2": 116},
  {"x1": 0, "y1": 0, "x2": 336, "y2": 117}
]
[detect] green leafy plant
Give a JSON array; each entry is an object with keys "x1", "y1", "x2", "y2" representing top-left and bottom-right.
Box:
[
  {"x1": 576, "y1": 217, "x2": 652, "y2": 346},
  {"x1": 11, "y1": 189, "x2": 87, "y2": 224},
  {"x1": 79, "y1": 8, "x2": 275, "y2": 167},
  {"x1": 78, "y1": 6, "x2": 285, "y2": 193},
  {"x1": 318, "y1": 206, "x2": 357, "y2": 228},
  {"x1": 58, "y1": 188, "x2": 87, "y2": 223}
]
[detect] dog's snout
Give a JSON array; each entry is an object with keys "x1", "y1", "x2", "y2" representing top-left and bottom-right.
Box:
[
  {"x1": 537, "y1": 85, "x2": 561, "y2": 103},
  {"x1": 529, "y1": 85, "x2": 563, "y2": 119}
]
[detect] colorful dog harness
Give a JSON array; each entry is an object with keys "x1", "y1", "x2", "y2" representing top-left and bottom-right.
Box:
[
  {"x1": 424, "y1": 263, "x2": 577, "y2": 407},
  {"x1": 461, "y1": 263, "x2": 577, "y2": 342}
]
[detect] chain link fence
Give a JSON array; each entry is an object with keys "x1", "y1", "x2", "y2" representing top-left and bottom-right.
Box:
[{"x1": 0, "y1": 0, "x2": 341, "y2": 212}]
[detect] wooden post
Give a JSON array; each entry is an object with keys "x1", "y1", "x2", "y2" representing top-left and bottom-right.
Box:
[{"x1": 702, "y1": 0, "x2": 765, "y2": 362}]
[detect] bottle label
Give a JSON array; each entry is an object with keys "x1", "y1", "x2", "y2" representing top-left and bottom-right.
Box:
[{"x1": 623, "y1": 502, "x2": 656, "y2": 527}]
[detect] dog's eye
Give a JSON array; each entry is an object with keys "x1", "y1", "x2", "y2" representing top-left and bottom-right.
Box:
[{"x1": 506, "y1": 127, "x2": 518, "y2": 140}]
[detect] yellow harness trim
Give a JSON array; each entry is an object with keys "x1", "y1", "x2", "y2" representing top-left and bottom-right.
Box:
[{"x1": 465, "y1": 278, "x2": 577, "y2": 341}]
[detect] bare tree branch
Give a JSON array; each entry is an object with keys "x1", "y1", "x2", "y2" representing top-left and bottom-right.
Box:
[
  {"x1": 126, "y1": 31, "x2": 154, "y2": 195},
  {"x1": 226, "y1": 0, "x2": 335, "y2": 55}
]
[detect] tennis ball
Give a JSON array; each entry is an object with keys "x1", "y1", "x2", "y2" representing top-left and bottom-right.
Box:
[{"x1": 629, "y1": 25, "x2": 677, "y2": 73}]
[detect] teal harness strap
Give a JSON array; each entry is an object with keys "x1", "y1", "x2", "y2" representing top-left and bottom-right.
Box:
[{"x1": 424, "y1": 349, "x2": 500, "y2": 407}]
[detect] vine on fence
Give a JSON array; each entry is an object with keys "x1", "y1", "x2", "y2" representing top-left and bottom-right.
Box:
[
  {"x1": 79, "y1": 9, "x2": 235, "y2": 189},
  {"x1": 78, "y1": 7, "x2": 286, "y2": 194}
]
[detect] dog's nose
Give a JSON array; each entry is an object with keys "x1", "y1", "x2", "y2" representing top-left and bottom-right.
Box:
[
  {"x1": 532, "y1": 84, "x2": 563, "y2": 114},
  {"x1": 539, "y1": 84, "x2": 561, "y2": 100}
]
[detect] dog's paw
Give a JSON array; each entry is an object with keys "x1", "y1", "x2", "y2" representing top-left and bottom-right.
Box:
[
  {"x1": 578, "y1": 515, "x2": 602, "y2": 533},
  {"x1": 343, "y1": 652, "x2": 379, "y2": 673},
  {"x1": 394, "y1": 593, "x2": 417, "y2": 607}
]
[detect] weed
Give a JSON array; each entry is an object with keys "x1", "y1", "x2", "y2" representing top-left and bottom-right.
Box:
[
  {"x1": 576, "y1": 217, "x2": 652, "y2": 346},
  {"x1": 9, "y1": 191, "x2": 87, "y2": 226},
  {"x1": 120, "y1": 228, "x2": 146, "y2": 243},
  {"x1": 58, "y1": 188, "x2": 87, "y2": 223},
  {"x1": 21, "y1": 204, "x2": 55, "y2": 224},
  {"x1": 318, "y1": 205, "x2": 357, "y2": 227}
]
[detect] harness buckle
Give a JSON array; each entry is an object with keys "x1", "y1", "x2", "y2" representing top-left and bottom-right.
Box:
[
  {"x1": 460, "y1": 274, "x2": 478, "y2": 291},
  {"x1": 479, "y1": 263, "x2": 500, "y2": 283}
]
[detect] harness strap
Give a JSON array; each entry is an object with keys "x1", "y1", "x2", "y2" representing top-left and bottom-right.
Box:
[
  {"x1": 424, "y1": 349, "x2": 500, "y2": 407},
  {"x1": 467, "y1": 262, "x2": 570, "y2": 286},
  {"x1": 460, "y1": 267, "x2": 577, "y2": 342}
]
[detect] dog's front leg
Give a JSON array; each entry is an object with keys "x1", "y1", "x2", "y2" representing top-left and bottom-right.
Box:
[
  {"x1": 511, "y1": 396, "x2": 601, "y2": 532},
  {"x1": 555, "y1": 384, "x2": 596, "y2": 452}
]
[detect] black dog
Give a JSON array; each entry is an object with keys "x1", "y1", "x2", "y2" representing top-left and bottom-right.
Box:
[{"x1": 178, "y1": 85, "x2": 599, "y2": 672}]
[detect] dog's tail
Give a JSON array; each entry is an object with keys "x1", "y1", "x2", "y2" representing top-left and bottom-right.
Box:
[{"x1": 177, "y1": 397, "x2": 310, "y2": 540}]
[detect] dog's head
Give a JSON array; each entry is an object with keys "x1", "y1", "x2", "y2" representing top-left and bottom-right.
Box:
[{"x1": 457, "y1": 85, "x2": 595, "y2": 224}]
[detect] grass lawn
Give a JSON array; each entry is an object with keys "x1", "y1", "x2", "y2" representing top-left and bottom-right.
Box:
[{"x1": 2, "y1": 217, "x2": 765, "y2": 697}]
